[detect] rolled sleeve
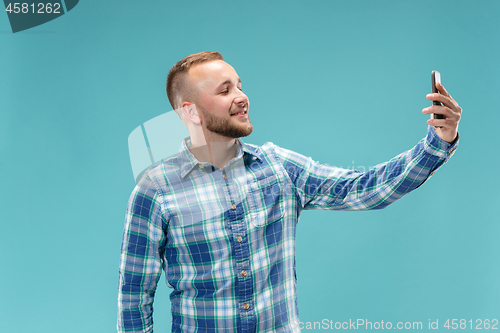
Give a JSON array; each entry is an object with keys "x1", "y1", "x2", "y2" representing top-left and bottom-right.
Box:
[{"x1": 422, "y1": 125, "x2": 459, "y2": 179}]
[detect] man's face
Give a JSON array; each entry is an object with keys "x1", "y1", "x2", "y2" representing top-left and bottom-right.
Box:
[{"x1": 188, "y1": 60, "x2": 253, "y2": 140}]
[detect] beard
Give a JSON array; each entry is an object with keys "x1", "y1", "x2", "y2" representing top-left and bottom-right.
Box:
[{"x1": 201, "y1": 108, "x2": 254, "y2": 139}]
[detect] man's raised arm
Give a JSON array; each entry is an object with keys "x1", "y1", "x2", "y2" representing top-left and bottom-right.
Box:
[{"x1": 273, "y1": 83, "x2": 461, "y2": 211}]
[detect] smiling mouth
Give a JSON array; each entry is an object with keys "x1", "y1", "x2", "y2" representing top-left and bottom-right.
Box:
[{"x1": 230, "y1": 108, "x2": 247, "y2": 116}]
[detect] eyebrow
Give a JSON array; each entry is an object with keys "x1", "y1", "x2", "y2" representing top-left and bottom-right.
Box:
[{"x1": 216, "y1": 78, "x2": 241, "y2": 90}]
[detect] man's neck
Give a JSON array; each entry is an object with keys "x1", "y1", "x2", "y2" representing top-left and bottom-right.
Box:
[{"x1": 189, "y1": 139, "x2": 238, "y2": 170}]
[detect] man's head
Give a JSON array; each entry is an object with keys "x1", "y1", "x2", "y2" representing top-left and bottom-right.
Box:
[
  {"x1": 166, "y1": 52, "x2": 253, "y2": 142},
  {"x1": 166, "y1": 51, "x2": 224, "y2": 110}
]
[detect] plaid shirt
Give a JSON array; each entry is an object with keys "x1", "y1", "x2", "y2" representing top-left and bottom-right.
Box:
[{"x1": 117, "y1": 126, "x2": 458, "y2": 333}]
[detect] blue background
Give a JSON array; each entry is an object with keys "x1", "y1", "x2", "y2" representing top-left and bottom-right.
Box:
[{"x1": 1, "y1": 1, "x2": 499, "y2": 332}]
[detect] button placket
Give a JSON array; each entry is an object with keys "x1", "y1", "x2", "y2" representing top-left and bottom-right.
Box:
[{"x1": 222, "y1": 165, "x2": 254, "y2": 322}]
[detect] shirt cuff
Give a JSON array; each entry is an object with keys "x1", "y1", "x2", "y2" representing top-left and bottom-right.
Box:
[{"x1": 424, "y1": 125, "x2": 459, "y2": 162}]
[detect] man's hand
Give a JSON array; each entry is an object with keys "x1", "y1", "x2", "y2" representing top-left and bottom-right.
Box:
[{"x1": 422, "y1": 82, "x2": 462, "y2": 143}]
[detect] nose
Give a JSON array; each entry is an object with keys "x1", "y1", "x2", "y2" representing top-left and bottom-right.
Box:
[{"x1": 234, "y1": 92, "x2": 248, "y2": 108}]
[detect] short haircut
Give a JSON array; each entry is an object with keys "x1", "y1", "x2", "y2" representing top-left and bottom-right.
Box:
[{"x1": 166, "y1": 51, "x2": 224, "y2": 109}]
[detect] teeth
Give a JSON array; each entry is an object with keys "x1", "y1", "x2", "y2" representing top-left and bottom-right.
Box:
[{"x1": 231, "y1": 107, "x2": 247, "y2": 116}]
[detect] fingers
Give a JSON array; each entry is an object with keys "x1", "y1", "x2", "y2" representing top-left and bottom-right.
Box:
[
  {"x1": 426, "y1": 92, "x2": 453, "y2": 108},
  {"x1": 426, "y1": 117, "x2": 450, "y2": 127},
  {"x1": 422, "y1": 104, "x2": 452, "y2": 116},
  {"x1": 436, "y1": 82, "x2": 450, "y2": 97},
  {"x1": 423, "y1": 104, "x2": 461, "y2": 121},
  {"x1": 426, "y1": 85, "x2": 462, "y2": 115}
]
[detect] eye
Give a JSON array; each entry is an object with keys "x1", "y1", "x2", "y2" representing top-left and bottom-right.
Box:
[
  {"x1": 238, "y1": 87, "x2": 243, "y2": 92},
  {"x1": 220, "y1": 88, "x2": 229, "y2": 94}
]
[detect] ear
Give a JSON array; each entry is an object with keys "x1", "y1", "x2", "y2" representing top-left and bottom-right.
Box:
[{"x1": 181, "y1": 102, "x2": 201, "y2": 125}]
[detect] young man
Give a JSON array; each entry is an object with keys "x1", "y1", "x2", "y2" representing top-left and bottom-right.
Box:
[{"x1": 117, "y1": 52, "x2": 461, "y2": 332}]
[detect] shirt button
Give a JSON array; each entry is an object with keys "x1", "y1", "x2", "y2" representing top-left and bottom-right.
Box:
[
  {"x1": 198, "y1": 163, "x2": 204, "y2": 168},
  {"x1": 243, "y1": 303, "x2": 250, "y2": 310},
  {"x1": 231, "y1": 204, "x2": 236, "y2": 210},
  {"x1": 448, "y1": 148, "x2": 455, "y2": 154},
  {"x1": 223, "y1": 173, "x2": 227, "y2": 180},
  {"x1": 237, "y1": 236, "x2": 242, "y2": 243},
  {"x1": 241, "y1": 270, "x2": 247, "y2": 277}
]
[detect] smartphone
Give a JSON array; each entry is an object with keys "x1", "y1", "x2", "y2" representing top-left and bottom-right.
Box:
[{"x1": 431, "y1": 70, "x2": 444, "y2": 120}]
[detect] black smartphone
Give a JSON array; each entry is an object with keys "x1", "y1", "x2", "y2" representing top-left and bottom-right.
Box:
[{"x1": 431, "y1": 70, "x2": 444, "y2": 120}]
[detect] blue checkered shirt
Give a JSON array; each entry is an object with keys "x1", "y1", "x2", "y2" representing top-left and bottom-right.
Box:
[{"x1": 117, "y1": 126, "x2": 458, "y2": 332}]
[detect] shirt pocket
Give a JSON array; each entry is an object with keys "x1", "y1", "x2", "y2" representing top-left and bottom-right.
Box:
[{"x1": 246, "y1": 176, "x2": 284, "y2": 227}]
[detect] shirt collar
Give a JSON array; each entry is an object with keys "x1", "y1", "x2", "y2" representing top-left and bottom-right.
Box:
[{"x1": 178, "y1": 137, "x2": 262, "y2": 178}]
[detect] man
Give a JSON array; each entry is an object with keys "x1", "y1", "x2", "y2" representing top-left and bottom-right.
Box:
[{"x1": 117, "y1": 52, "x2": 461, "y2": 332}]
